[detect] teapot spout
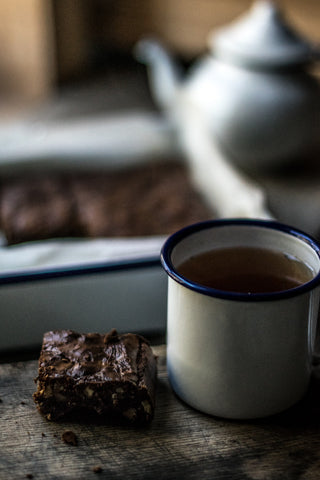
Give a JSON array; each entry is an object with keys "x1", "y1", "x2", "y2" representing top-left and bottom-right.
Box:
[{"x1": 134, "y1": 38, "x2": 181, "y2": 111}]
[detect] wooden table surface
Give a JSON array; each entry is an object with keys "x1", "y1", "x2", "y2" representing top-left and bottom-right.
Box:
[{"x1": 1, "y1": 345, "x2": 320, "y2": 480}]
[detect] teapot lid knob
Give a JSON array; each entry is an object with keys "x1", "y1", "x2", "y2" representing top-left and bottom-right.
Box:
[{"x1": 209, "y1": 0, "x2": 317, "y2": 67}]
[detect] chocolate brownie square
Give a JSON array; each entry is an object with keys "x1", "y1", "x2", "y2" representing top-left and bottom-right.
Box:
[
  {"x1": 0, "y1": 175, "x2": 77, "y2": 244},
  {"x1": 70, "y1": 161, "x2": 212, "y2": 237},
  {"x1": 33, "y1": 329, "x2": 157, "y2": 423}
]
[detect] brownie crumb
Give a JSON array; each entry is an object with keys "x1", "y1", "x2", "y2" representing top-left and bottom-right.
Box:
[
  {"x1": 93, "y1": 466, "x2": 103, "y2": 474},
  {"x1": 62, "y1": 430, "x2": 78, "y2": 446}
]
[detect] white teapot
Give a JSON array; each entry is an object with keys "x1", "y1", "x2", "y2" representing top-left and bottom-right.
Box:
[{"x1": 136, "y1": 0, "x2": 320, "y2": 172}]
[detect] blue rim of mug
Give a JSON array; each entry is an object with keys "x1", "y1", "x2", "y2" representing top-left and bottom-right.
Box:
[{"x1": 160, "y1": 218, "x2": 320, "y2": 302}]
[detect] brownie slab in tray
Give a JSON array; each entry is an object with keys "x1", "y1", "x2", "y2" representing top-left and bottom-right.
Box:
[
  {"x1": 33, "y1": 329, "x2": 157, "y2": 423},
  {"x1": 0, "y1": 160, "x2": 212, "y2": 245}
]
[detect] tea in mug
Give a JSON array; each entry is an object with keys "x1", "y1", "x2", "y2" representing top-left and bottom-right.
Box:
[{"x1": 177, "y1": 246, "x2": 314, "y2": 294}]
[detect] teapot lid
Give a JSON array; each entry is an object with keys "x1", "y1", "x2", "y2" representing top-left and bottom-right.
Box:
[{"x1": 209, "y1": 0, "x2": 316, "y2": 68}]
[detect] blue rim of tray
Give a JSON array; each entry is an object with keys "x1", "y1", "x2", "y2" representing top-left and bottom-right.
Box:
[{"x1": 0, "y1": 255, "x2": 161, "y2": 286}]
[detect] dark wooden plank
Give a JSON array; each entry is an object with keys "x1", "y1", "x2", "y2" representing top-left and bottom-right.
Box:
[{"x1": 1, "y1": 346, "x2": 320, "y2": 480}]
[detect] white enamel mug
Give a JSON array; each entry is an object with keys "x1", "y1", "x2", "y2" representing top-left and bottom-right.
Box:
[{"x1": 161, "y1": 219, "x2": 320, "y2": 419}]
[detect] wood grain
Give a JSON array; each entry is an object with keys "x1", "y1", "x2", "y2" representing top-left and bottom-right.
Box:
[{"x1": 1, "y1": 345, "x2": 320, "y2": 479}]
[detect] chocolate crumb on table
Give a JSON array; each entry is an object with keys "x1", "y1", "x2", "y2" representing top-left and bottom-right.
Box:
[
  {"x1": 93, "y1": 466, "x2": 103, "y2": 474},
  {"x1": 62, "y1": 430, "x2": 78, "y2": 446},
  {"x1": 33, "y1": 329, "x2": 157, "y2": 423}
]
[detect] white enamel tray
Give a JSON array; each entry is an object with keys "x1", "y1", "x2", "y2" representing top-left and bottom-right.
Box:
[
  {"x1": 0, "y1": 111, "x2": 176, "y2": 351},
  {"x1": 0, "y1": 247, "x2": 167, "y2": 352}
]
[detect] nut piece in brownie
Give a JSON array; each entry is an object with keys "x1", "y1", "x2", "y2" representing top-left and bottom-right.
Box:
[{"x1": 33, "y1": 329, "x2": 157, "y2": 423}]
